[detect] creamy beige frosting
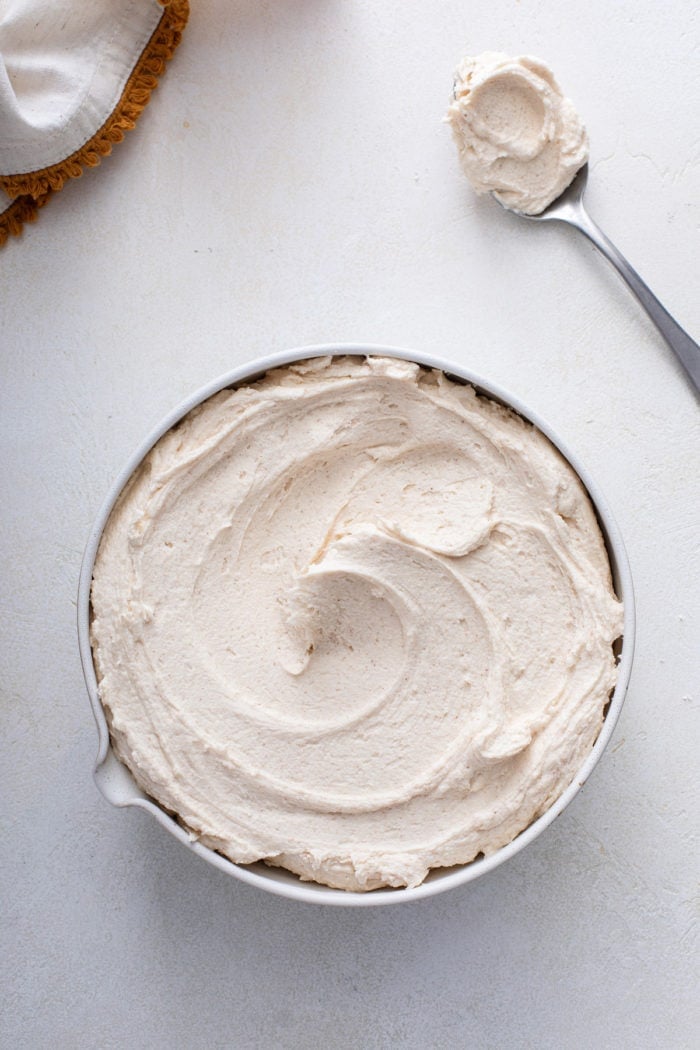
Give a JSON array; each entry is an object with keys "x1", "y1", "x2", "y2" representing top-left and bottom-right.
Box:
[
  {"x1": 446, "y1": 52, "x2": 589, "y2": 214},
  {"x1": 91, "y1": 356, "x2": 622, "y2": 891}
]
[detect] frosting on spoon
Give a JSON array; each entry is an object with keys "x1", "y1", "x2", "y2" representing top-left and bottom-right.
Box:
[{"x1": 447, "y1": 52, "x2": 589, "y2": 214}]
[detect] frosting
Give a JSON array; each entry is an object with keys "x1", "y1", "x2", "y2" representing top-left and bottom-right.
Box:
[
  {"x1": 91, "y1": 356, "x2": 622, "y2": 891},
  {"x1": 446, "y1": 52, "x2": 589, "y2": 214}
]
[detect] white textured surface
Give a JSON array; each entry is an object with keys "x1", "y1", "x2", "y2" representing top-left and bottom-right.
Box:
[{"x1": 2, "y1": 1, "x2": 698, "y2": 1046}]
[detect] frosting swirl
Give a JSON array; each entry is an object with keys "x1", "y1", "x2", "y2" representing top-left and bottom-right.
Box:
[{"x1": 91, "y1": 356, "x2": 622, "y2": 891}]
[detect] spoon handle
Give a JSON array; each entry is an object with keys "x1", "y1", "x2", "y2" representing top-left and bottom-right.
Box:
[{"x1": 573, "y1": 206, "x2": 700, "y2": 393}]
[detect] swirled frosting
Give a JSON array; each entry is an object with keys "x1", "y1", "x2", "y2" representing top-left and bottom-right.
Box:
[
  {"x1": 91, "y1": 356, "x2": 622, "y2": 891},
  {"x1": 447, "y1": 52, "x2": 589, "y2": 214}
]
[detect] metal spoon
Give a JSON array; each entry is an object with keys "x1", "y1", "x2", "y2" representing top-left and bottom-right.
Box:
[{"x1": 498, "y1": 164, "x2": 700, "y2": 393}]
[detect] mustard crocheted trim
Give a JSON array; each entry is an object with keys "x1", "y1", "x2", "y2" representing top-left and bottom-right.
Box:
[
  {"x1": 0, "y1": 191, "x2": 52, "y2": 242},
  {"x1": 0, "y1": 0, "x2": 189, "y2": 248}
]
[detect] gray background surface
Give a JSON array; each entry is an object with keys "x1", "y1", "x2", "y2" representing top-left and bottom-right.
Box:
[{"x1": 2, "y1": 1, "x2": 699, "y2": 1047}]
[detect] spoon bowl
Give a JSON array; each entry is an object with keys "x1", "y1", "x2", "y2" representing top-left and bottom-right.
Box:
[{"x1": 497, "y1": 163, "x2": 591, "y2": 222}]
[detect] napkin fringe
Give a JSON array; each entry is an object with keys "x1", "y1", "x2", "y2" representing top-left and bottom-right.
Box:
[
  {"x1": 0, "y1": 0, "x2": 189, "y2": 247},
  {"x1": 0, "y1": 192, "x2": 53, "y2": 243}
]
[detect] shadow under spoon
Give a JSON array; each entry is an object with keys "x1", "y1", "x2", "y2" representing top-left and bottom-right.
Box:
[{"x1": 499, "y1": 165, "x2": 700, "y2": 394}]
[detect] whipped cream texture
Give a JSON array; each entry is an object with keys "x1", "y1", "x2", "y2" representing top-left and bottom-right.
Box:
[
  {"x1": 447, "y1": 52, "x2": 589, "y2": 214},
  {"x1": 91, "y1": 356, "x2": 622, "y2": 891}
]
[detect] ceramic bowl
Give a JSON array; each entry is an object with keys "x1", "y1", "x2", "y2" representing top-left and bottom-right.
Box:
[{"x1": 78, "y1": 343, "x2": 635, "y2": 906}]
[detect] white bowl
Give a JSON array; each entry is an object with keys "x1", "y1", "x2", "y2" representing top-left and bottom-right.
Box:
[{"x1": 78, "y1": 343, "x2": 635, "y2": 906}]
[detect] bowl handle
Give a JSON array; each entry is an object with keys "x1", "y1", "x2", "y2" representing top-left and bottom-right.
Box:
[{"x1": 94, "y1": 747, "x2": 147, "y2": 807}]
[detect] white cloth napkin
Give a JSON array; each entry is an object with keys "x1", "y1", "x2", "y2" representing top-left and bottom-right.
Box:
[{"x1": 0, "y1": 0, "x2": 188, "y2": 246}]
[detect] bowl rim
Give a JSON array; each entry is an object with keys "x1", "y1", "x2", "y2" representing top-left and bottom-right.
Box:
[{"x1": 77, "y1": 342, "x2": 636, "y2": 906}]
